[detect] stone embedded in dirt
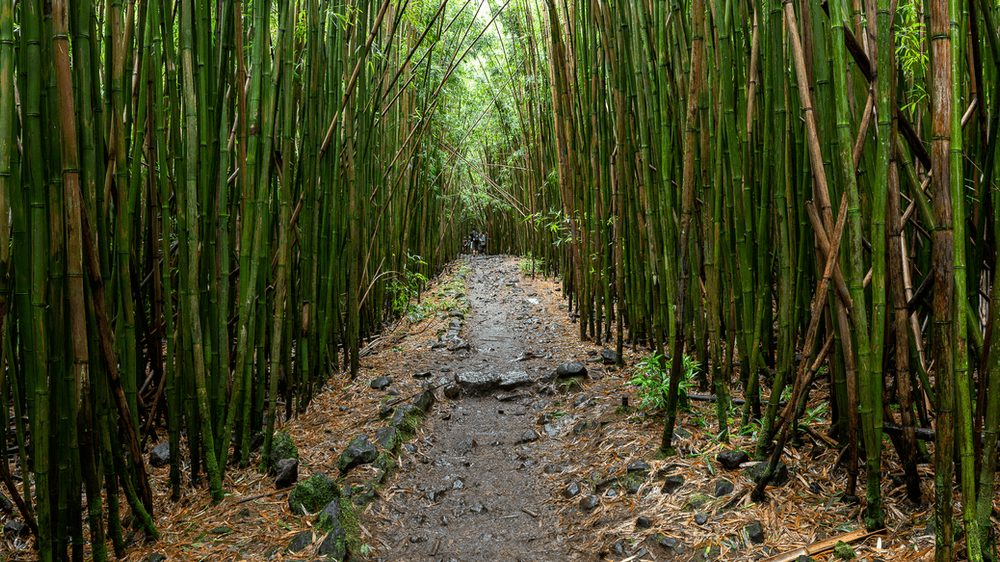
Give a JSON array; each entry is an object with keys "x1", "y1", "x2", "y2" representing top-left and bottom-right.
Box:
[
  {"x1": 443, "y1": 384, "x2": 461, "y2": 399},
  {"x1": 809, "y1": 482, "x2": 822, "y2": 494},
  {"x1": 515, "y1": 429, "x2": 540, "y2": 445},
  {"x1": 316, "y1": 499, "x2": 344, "y2": 533},
  {"x1": 370, "y1": 375, "x2": 392, "y2": 390},
  {"x1": 288, "y1": 472, "x2": 340, "y2": 515},
  {"x1": 795, "y1": 556, "x2": 817, "y2": 562},
  {"x1": 337, "y1": 436, "x2": 378, "y2": 474},
  {"x1": 147, "y1": 554, "x2": 166, "y2": 562},
  {"x1": 600, "y1": 349, "x2": 617, "y2": 365},
  {"x1": 0, "y1": 495, "x2": 13, "y2": 514},
  {"x1": 452, "y1": 479, "x2": 465, "y2": 490},
  {"x1": 264, "y1": 432, "x2": 299, "y2": 475},
  {"x1": 715, "y1": 479, "x2": 734, "y2": 497},
  {"x1": 387, "y1": 389, "x2": 400, "y2": 396},
  {"x1": 287, "y1": 531, "x2": 315, "y2": 553},
  {"x1": 150, "y1": 442, "x2": 171, "y2": 468},
  {"x1": 389, "y1": 404, "x2": 417, "y2": 429},
  {"x1": 378, "y1": 404, "x2": 394, "y2": 419},
  {"x1": 375, "y1": 426, "x2": 399, "y2": 451},
  {"x1": 455, "y1": 438, "x2": 478, "y2": 455},
  {"x1": 424, "y1": 488, "x2": 447, "y2": 501},
  {"x1": 543, "y1": 463, "x2": 566, "y2": 474},
  {"x1": 694, "y1": 513, "x2": 709, "y2": 525},
  {"x1": 573, "y1": 419, "x2": 599, "y2": 435},
  {"x1": 661, "y1": 475, "x2": 685, "y2": 494},
  {"x1": 553, "y1": 362, "x2": 588, "y2": 380},
  {"x1": 275, "y1": 458, "x2": 299, "y2": 489},
  {"x1": 717, "y1": 450, "x2": 749, "y2": 470},
  {"x1": 497, "y1": 393, "x2": 522, "y2": 402},
  {"x1": 609, "y1": 540, "x2": 626, "y2": 556},
  {"x1": 628, "y1": 460, "x2": 651, "y2": 474},
  {"x1": 658, "y1": 536, "x2": 680, "y2": 550},
  {"x1": 4, "y1": 521, "x2": 28, "y2": 538},
  {"x1": 499, "y1": 370, "x2": 533, "y2": 390},
  {"x1": 412, "y1": 389, "x2": 436, "y2": 412},
  {"x1": 543, "y1": 424, "x2": 560, "y2": 438},
  {"x1": 456, "y1": 371, "x2": 502, "y2": 394},
  {"x1": 563, "y1": 481, "x2": 582, "y2": 498},
  {"x1": 414, "y1": 371, "x2": 432, "y2": 379},
  {"x1": 448, "y1": 340, "x2": 470, "y2": 351},
  {"x1": 745, "y1": 461, "x2": 790, "y2": 486},
  {"x1": 746, "y1": 520, "x2": 766, "y2": 544},
  {"x1": 469, "y1": 503, "x2": 488, "y2": 514},
  {"x1": 317, "y1": 526, "x2": 348, "y2": 561},
  {"x1": 637, "y1": 515, "x2": 653, "y2": 529},
  {"x1": 579, "y1": 495, "x2": 600, "y2": 511}
]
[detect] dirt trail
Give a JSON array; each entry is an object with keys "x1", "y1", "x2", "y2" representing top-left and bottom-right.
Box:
[{"x1": 361, "y1": 256, "x2": 578, "y2": 562}]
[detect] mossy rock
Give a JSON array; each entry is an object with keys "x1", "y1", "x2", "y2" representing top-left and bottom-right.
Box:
[
  {"x1": 288, "y1": 472, "x2": 341, "y2": 515},
  {"x1": 833, "y1": 541, "x2": 856, "y2": 560},
  {"x1": 315, "y1": 499, "x2": 343, "y2": 534},
  {"x1": 337, "y1": 436, "x2": 378, "y2": 474},
  {"x1": 684, "y1": 493, "x2": 711, "y2": 510},
  {"x1": 266, "y1": 432, "x2": 299, "y2": 474},
  {"x1": 557, "y1": 377, "x2": 584, "y2": 394}
]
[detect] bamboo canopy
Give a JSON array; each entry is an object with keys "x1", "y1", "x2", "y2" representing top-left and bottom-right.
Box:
[{"x1": 0, "y1": 0, "x2": 999, "y2": 560}]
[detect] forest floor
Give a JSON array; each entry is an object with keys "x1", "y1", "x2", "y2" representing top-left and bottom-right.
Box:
[{"x1": 1, "y1": 256, "x2": 941, "y2": 562}]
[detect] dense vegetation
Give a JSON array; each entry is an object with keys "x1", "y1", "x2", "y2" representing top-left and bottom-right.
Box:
[{"x1": 1, "y1": 0, "x2": 999, "y2": 560}]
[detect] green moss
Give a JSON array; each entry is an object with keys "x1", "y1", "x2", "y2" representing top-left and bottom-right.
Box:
[
  {"x1": 832, "y1": 541, "x2": 855, "y2": 560},
  {"x1": 288, "y1": 472, "x2": 341, "y2": 515},
  {"x1": 266, "y1": 432, "x2": 299, "y2": 473}
]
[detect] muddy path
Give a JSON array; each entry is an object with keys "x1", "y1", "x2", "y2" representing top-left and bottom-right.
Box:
[{"x1": 361, "y1": 256, "x2": 579, "y2": 562}]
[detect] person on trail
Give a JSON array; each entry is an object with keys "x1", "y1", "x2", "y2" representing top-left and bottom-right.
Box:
[
  {"x1": 470, "y1": 229, "x2": 480, "y2": 255},
  {"x1": 479, "y1": 231, "x2": 487, "y2": 255}
]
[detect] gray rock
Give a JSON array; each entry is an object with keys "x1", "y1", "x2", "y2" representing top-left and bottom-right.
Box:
[
  {"x1": 338, "y1": 436, "x2": 378, "y2": 473},
  {"x1": 637, "y1": 515, "x2": 653, "y2": 529},
  {"x1": 746, "y1": 520, "x2": 766, "y2": 544},
  {"x1": 389, "y1": 404, "x2": 417, "y2": 429},
  {"x1": 627, "y1": 460, "x2": 651, "y2": 474},
  {"x1": 498, "y1": 370, "x2": 533, "y2": 390},
  {"x1": 661, "y1": 475, "x2": 685, "y2": 494},
  {"x1": 455, "y1": 438, "x2": 478, "y2": 455},
  {"x1": 287, "y1": 531, "x2": 315, "y2": 553},
  {"x1": 317, "y1": 527, "x2": 347, "y2": 561},
  {"x1": 545, "y1": 362, "x2": 588, "y2": 382},
  {"x1": 378, "y1": 404, "x2": 394, "y2": 419},
  {"x1": 3, "y1": 520, "x2": 28, "y2": 538},
  {"x1": 563, "y1": 481, "x2": 582, "y2": 498},
  {"x1": 717, "y1": 450, "x2": 749, "y2": 470},
  {"x1": 795, "y1": 557, "x2": 816, "y2": 562},
  {"x1": 694, "y1": 513, "x2": 708, "y2": 525},
  {"x1": 455, "y1": 371, "x2": 502, "y2": 394},
  {"x1": 150, "y1": 442, "x2": 171, "y2": 468},
  {"x1": 469, "y1": 503, "x2": 487, "y2": 514},
  {"x1": 515, "y1": 429, "x2": 540, "y2": 445},
  {"x1": 443, "y1": 384, "x2": 462, "y2": 399},
  {"x1": 275, "y1": 458, "x2": 299, "y2": 489},
  {"x1": 543, "y1": 423, "x2": 560, "y2": 437},
  {"x1": 714, "y1": 479, "x2": 734, "y2": 497},
  {"x1": 579, "y1": 495, "x2": 600, "y2": 511},
  {"x1": 147, "y1": 554, "x2": 167, "y2": 562},
  {"x1": 413, "y1": 371, "x2": 432, "y2": 379},
  {"x1": 412, "y1": 389, "x2": 435, "y2": 412},
  {"x1": 316, "y1": 499, "x2": 343, "y2": 533},
  {"x1": 658, "y1": 536, "x2": 680, "y2": 550},
  {"x1": 374, "y1": 426, "x2": 399, "y2": 451},
  {"x1": 288, "y1": 472, "x2": 340, "y2": 515},
  {"x1": 600, "y1": 349, "x2": 617, "y2": 365},
  {"x1": 745, "y1": 461, "x2": 790, "y2": 486},
  {"x1": 370, "y1": 375, "x2": 392, "y2": 390},
  {"x1": 0, "y1": 495, "x2": 13, "y2": 514}
]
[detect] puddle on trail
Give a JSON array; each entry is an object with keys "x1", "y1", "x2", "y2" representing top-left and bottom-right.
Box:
[{"x1": 361, "y1": 256, "x2": 581, "y2": 562}]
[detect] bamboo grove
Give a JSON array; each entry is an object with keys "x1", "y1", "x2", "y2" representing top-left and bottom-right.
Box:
[
  {"x1": 491, "y1": 0, "x2": 1000, "y2": 560},
  {"x1": 0, "y1": 0, "x2": 521, "y2": 559},
  {"x1": 2, "y1": 0, "x2": 1000, "y2": 559}
]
